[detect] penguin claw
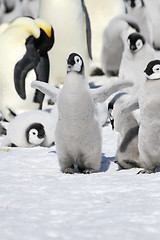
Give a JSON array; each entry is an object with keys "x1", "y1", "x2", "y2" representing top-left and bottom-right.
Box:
[
  {"x1": 83, "y1": 169, "x2": 94, "y2": 174},
  {"x1": 63, "y1": 168, "x2": 75, "y2": 174}
]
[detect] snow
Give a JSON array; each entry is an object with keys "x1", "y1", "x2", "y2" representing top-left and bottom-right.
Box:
[
  {"x1": 0, "y1": 125, "x2": 160, "y2": 240},
  {"x1": 0, "y1": 1, "x2": 160, "y2": 239}
]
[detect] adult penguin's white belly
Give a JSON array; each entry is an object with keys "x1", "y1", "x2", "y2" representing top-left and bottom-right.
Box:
[{"x1": 39, "y1": 0, "x2": 91, "y2": 86}]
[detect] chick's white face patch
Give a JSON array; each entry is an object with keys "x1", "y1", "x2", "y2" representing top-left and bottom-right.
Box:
[
  {"x1": 135, "y1": 0, "x2": 142, "y2": 8},
  {"x1": 73, "y1": 56, "x2": 82, "y2": 72},
  {"x1": 67, "y1": 55, "x2": 83, "y2": 73},
  {"x1": 127, "y1": 39, "x2": 131, "y2": 50},
  {"x1": 136, "y1": 39, "x2": 143, "y2": 51},
  {"x1": 153, "y1": 64, "x2": 160, "y2": 73},
  {"x1": 28, "y1": 129, "x2": 44, "y2": 145}
]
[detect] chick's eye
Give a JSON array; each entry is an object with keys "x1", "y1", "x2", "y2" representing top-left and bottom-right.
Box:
[
  {"x1": 153, "y1": 64, "x2": 160, "y2": 72},
  {"x1": 75, "y1": 56, "x2": 80, "y2": 63},
  {"x1": 136, "y1": 39, "x2": 143, "y2": 49}
]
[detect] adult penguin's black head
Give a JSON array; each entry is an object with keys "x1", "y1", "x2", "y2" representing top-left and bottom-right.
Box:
[{"x1": 34, "y1": 18, "x2": 55, "y2": 55}]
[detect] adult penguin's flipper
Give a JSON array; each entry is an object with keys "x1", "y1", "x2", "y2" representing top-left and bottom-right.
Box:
[
  {"x1": 34, "y1": 53, "x2": 50, "y2": 104},
  {"x1": 81, "y1": 0, "x2": 92, "y2": 60},
  {"x1": 14, "y1": 36, "x2": 40, "y2": 99}
]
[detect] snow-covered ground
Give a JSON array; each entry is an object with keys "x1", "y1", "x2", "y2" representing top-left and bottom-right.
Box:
[
  {"x1": 0, "y1": 123, "x2": 160, "y2": 240},
  {"x1": 0, "y1": 1, "x2": 160, "y2": 239}
]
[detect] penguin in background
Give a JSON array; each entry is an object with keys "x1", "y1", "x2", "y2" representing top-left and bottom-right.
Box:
[
  {"x1": 100, "y1": 14, "x2": 140, "y2": 77},
  {"x1": 2, "y1": 121, "x2": 45, "y2": 148},
  {"x1": 0, "y1": 0, "x2": 22, "y2": 24},
  {"x1": 145, "y1": 0, "x2": 160, "y2": 50},
  {"x1": 31, "y1": 52, "x2": 133, "y2": 174},
  {"x1": 39, "y1": 0, "x2": 92, "y2": 87},
  {"x1": 20, "y1": 0, "x2": 40, "y2": 18},
  {"x1": 84, "y1": 0, "x2": 123, "y2": 70},
  {"x1": 119, "y1": 32, "x2": 158, "y2": 95},
  {"x1": 0, "y1": 0, "x2": 40, "y2": 24},
  {"x1": 123, "y1": 0, "x2": 153, "y2": 46},
  {"x1": 0, "y1": 16, "x2": 54, "y2": 122}
]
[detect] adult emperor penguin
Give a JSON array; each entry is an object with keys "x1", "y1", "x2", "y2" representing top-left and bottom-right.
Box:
[
  {"x1": 2, "y1": 109, "x2": 57, "y2": 147},
  {"x1": 100, "y1": 14, "x2": 140, "y2": 76},
  {"x1": 31, "y1": 52, "x2": 133, "y2": 173},
  {"x1": 0, "y1": 16, "x2": 54, "y2": 122},
  {"x1": 123, "y1": 0, "x2": 153, "y2": 45},
  {"x1": 119, "y1": 32, "x2": 157, "y2": 95},
  {"x1": 108, "y1": 93, "x2": 140, "y2": 170},
  {"x1": 39, "y1": 0, "x2": 92, "y2": 87}
]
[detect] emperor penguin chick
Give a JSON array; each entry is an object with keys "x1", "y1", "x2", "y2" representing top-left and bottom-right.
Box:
[
  {"x1": 115, "y1": 59, "x2": 160, "y2": 173},
  {"x1": 123, "y1": 0, "x2": 153, "y2": 45},
  {"x1": 101, "y1": 14, "x2": 140, "y2": 76},
  {"x1": 119, "y1": 32, "x2": 157, "y2": 95},
  {"x1": 32, "y1": 53, "x2": 133, "y2": 174},
  {"x1": 2, "y1": 120, "x2": 45, "y2": 148},
  {"x1": 2, "y1": 109, "x2": 57, "y2": 148},
  {"x1": 138, "y1": 60, "x2": 160, "y2": 173},
  {"x1": 108, "y1": 93, "x2": 140, "y2": 170},
  {"x1": 145, "y1": 0, "x2": 160, "y2": 49}
]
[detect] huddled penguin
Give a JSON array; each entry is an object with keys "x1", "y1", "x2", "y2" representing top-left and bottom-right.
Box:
[
  {"x1": 123, "y1": 0, "x2": 153, "y2": 45},
  {"x1": 39, "y1": 0, "x2": 92, "y2": 87},
  {"x1": 119, "y1": 32, "x2": 157, "y2": 95},
  {"x1": 31, "y1": 52, "x2": 133, "y2": 174},
  {"x1": 2, "y1": 121, "x2": 45, "y2": 148},
  {"x1": 2, "y1": 109, "x2": 57, "y2": 147},
  {"x1": 108, "y1": 93, "x2": 140, "y2": 170},
  {"x1": 114, "y1": 59, "x2": 160, "y2": 173},
  {"x1": 100, "y1": 14, "x2": 140, "y2": 76},
  {"x1": 0, "y1": 16, "x2": 54, "y2": 122}
]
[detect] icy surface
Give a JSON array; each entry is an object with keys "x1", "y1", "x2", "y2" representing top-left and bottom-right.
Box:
[
  {"x1": 0, "y1": 1, "x2": 160, "y2": 239},
  {"x1": 0, "y1": 125, "x2": 160, "y2": 240}
]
